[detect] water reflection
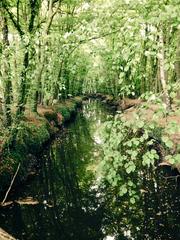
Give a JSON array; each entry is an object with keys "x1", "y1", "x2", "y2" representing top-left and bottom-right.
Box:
[
  {"x1": 102, "y1": 167, "x2": 180, "y2": 240},
  {"x1": 0, "y1": 100, "x2": 180, "y2": 240}
]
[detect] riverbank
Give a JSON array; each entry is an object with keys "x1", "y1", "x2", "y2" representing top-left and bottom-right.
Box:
[
  {"x1": 85, "y1": 93, "x2": 142, "y2": 110},
  {"x1": 0, "y1": 97, "x2": 82, "y2": 197},
  {"x1": 0, "y1": 100, "x2": 179, "y2": 240},
  {"x1": 86, "y1": 93, "x2": 180, "y2": 171},
  {"x1": 0, "y1": 94, "x2": 179, "y2": 201}
]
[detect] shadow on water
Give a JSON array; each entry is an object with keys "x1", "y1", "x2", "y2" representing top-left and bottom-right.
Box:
[{"x1": 0, "y1": 100, "x2": 180, "y2": 240}]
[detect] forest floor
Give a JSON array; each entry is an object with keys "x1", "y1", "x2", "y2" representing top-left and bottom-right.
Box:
[{"x1": 122, "y1": 98, "x2": 180, "y2": 144}]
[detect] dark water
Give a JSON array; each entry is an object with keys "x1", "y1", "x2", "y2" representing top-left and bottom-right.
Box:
[{"x1": 0, "y1": 100, "x2": 180, "y2": 240}]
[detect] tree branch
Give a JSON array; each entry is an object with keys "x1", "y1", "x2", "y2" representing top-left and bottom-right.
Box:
[{"x1": 2, "y1": 0, "x2": 24, "y2": 36}]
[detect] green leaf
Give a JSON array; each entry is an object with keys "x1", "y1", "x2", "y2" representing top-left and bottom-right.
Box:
[
  {"x1": 162, "y1": 136, "x2": 173, "y2": 148},
  {"x1": 130, "y1": 197, "x2": 136, "y2": 204}
]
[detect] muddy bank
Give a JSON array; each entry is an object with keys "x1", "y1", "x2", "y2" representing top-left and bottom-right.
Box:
[{"x1": 0, "y1": 97, "x2": 82, "y2": 196}]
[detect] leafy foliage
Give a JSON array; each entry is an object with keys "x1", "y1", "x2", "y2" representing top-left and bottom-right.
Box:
[
  {"x1": 0, "y1": 0, "x2": 179, "y2": 125},
  {"x1": 99, "y1": 106, "x2": 180, "y2": 202}
]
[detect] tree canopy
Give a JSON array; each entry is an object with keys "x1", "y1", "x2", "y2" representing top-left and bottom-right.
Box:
[{"x1": 0, "y1": 0, "x2": 180, "y2": 126}]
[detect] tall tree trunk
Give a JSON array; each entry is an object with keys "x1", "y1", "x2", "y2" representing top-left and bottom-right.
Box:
[
  {"x1": 141, "y1": 25, "x2": 148, "y2": 93},
  {"x1": 31, "y1": 0, "x2": 60, "y2": 112},
  {"x1": 1, "y1": 10, "x2": 12, "y2": 127},
  {"x1": 32, "y1": 58, "x2": 44, "y2": 112},
  {"x1": 175, "y1": 30, "x2": 180, "y2": 98},
  {"x1": 158, "y1": 28, "x2": 171, "y2": 112},
  {"x1": 15, "y1": 0, "x2": 41, "y2": 116},
  {"x1": 16, "y1": 51, "x2": 29, "y2": 117}
]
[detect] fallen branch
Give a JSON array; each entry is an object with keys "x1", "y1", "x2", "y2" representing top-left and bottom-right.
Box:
[
  {"x1": 160, "y1": 173, "x2": 180, "y2": 180},
  {"x1": 1, "y1": 163, "x2": 20, "y2": 206}
]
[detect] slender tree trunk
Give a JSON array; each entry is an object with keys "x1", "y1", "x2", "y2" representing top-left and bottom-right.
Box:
[
  {"x1": 141, "y1": 25, "x2": 148, "y2": 93},
  {"x1": 158, "y1": 28, "x2": 171, "y2": 111},
  {"x1": 175, "y1": 32, "x2": 180, "y2": 80},
  {"x1": 15, "y1": 0, "x2": 41, "y2": 116},
  {"x1": 16, "y1": 51, "x2": 29, "y2": 117},
  {"x1": 32, "y1": 0, "x2": 60, "y2": 112},
  {"x1": 32, "y1": 59, "x2": 44, "y2": 112},
  {"x1": 175, "y1": 30, "x2": 180, "y2": 98},
  {"x1": 1, "y1": 11, "x2": 12, "y2": 127}
]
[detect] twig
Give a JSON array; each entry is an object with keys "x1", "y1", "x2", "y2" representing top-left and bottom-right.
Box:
[
  {"x1": 160, "y1": 173, "x2": 180, "y2": 180},
  {"x1": 1, "y1": 163, "x2": 20, "y2": 205}
]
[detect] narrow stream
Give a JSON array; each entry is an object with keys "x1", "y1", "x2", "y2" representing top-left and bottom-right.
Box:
[{"x1": 0, "y1": 100, "x2": 180, "y2": 240}]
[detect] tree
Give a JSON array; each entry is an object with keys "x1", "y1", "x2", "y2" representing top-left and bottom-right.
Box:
[{"x1": 0, "y1": 6, "x2": 12, "y2": 127}]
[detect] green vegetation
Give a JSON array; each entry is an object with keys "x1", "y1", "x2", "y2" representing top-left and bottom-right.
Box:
[
  {"x1": 0, "y1": 97, "x2": 82, "y2": 192},
  {"x1": 0, "y1": 118, "x2": 50, "y2": 191},
  {"x1": 99, "y1": 96, "x2": 180, "y2": 202},
  {"x1": 100, "y1": 112, "x2": 160, "y2": 201},
  {"x1": 0, "y1": 0, "x2": 179, "y2": 211},
  {"x1": 0, "y1": 0, "x2": 179, "y2": 127}
]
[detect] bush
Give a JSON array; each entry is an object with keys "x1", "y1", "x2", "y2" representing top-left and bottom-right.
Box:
[{"x1": 100, "y1": 114, "x2": 162, "y2": 203}]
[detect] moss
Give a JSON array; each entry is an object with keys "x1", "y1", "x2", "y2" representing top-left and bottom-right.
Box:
[
  {"x1": 15, "y1": 121, "x2": 50, "y2": 154},
  {"x1": 53, "y1": 98, "x2": 82, "y2": 123},
  {"x1": 0, "y1": 119, "x2": 50, "y2": 193},
  {"x1": 54, "y1": 105, "x2": 71, "y2": 122},
  {"x1": 0, "y1": 154, "x2": 16, "y2": 192},
  {"x1": 0, "y1": 96, "x2": 83, "y2": 193}
]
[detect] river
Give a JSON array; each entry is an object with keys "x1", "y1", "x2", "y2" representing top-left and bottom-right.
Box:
[{"x1": 0, "y1": 100, "x2": 180, "y2": 240}]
